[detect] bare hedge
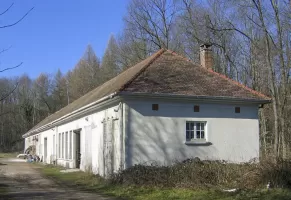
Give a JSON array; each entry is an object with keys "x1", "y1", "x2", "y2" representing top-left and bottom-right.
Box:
[{"x1": 108, "y1": 158, "x2": 291, "y2": 189}]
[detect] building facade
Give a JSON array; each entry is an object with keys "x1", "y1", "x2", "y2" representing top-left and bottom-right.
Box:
[{"x1": 23, "y1": 46, "x2": 270, "y2": 176}]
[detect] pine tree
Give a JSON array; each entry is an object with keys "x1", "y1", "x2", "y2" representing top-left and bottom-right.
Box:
[
  {"x1": 100, "y1": 35, "x2": 119, "y2": 82},
  {"x1": 66, "y1": 44, "x2": 101, "y2": 101}
]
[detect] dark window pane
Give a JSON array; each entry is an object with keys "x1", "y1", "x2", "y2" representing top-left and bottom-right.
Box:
[
  {"x1": 191, "y1": 131, "x2": 194, "y2": 139},
  {"x1": 152, "y1": 104, "x2": 159, "y2": 111},
  {"x1": 196, "y1": 123, "x2": 200, "y2": 130},
  {"x1": 235, "y1": 107, "x2": 240, "y2": 113},
  {"x1": 194, "y1": 105, "x2": 200, "y2": 112},
  {"x1": 201, "y1": 123, "x2": 204, "y2": 130},
  {"x1": 196, "y1": 131, "x2": 201, "y2": 139},
  {"x1": 190, "y1": 123, "x2": 194, "y2": 130},
  {"x1": 186, "y1": 123, "x2": 189, "y2": 130},
  {"x1": 186, "y1": 131, "x2": 190, "y2": 140},
  {"x1": 201, "y1": 131, "x2": 205, "y2": 139}
]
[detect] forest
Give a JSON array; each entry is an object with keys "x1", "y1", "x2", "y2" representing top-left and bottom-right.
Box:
[{"x1": 0, "y1": 0, "x2": 290, "y2": 161}]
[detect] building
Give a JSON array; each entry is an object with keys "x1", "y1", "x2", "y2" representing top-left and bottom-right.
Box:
[{"x1": 22, "y1": 45, "x2": 270, "y2": 176}]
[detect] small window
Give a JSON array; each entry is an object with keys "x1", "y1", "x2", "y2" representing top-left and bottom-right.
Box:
[
  {"x1": 152, "y1": 104, "x2": 159, "y2": 111},
  {"x1": 186, "y1": 121, "x2": 206, "y2": 141},
  {"x1": 235, "y1": 107, "x2": 240, "y2": 113},
  {"x1": 194, "y1": 105, "x2": 200, "y2": 112}
]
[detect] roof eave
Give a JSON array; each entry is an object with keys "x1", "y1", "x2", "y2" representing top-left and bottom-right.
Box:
[
  {"x1": 22, "y1": 92, "x2": 119, "y2": 138},
  {"x1": 119, "y1": 92, "x2": 271, "y2": 104}
]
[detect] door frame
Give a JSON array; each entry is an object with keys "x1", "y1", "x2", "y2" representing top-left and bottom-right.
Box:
[
  {"x1": 43, "y1": 137, "x2": 48, "y2": 163},
  {"x1": 73, "y1": 128, "x2": 82, "y2": 168}
]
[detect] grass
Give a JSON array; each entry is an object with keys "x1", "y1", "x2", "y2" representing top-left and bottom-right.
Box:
[
  {"x1": 38, "y1": 165, "x2": 291, "y2": 200},
  {"x1": 0, "y1": 152, "x2": 19, "y2": 158},
  {"x1": 0, "y1": 184, "x2": 8, "y2": 195}
]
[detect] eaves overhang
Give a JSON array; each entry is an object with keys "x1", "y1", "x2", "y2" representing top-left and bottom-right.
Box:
[
  {"x1": 22, "y1": 92, "x2": 120, "y2": 138},
  {"x1": 118, "y1": 92, "x2": 271, "y2": 104}
]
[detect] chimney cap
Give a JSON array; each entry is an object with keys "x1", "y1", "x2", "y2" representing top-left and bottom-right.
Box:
[{"x1": 200, "y1": 43, "x2": 212, "y2": 48}]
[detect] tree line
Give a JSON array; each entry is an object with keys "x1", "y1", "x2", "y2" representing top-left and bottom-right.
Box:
[{"x1": 1, "y1": 0, "x2": 290, "y2": 159}]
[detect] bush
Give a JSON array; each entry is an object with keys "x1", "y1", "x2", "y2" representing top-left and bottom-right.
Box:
[
  {"x1": 243, "y1": 159, "x2": 291, "y2": 189},
  {"x1": 108, "y1": 158, "x2": 291, "y2": 189}
]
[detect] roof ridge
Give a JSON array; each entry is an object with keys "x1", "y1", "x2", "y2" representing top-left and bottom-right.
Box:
[
  {"x1": 167, "y1": 49, "x2": 271, "y2": 100},
  {"x1": 118, "y1": 48, "x2": 166, "y2": 92}
]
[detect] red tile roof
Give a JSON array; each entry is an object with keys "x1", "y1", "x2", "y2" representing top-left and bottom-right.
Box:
[
  {"x1": 122, "y1": 49, "x2": 270, "y2": 100},
  {"x1": 25, "y1": 49, "x2": 270, "y2": 134}
]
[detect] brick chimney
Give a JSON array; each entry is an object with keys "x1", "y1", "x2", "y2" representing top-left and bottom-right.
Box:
[{"x1": 200, "y1": 43, "x2": 213, "y2": 69}]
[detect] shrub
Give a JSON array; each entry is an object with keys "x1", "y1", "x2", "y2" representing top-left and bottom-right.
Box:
[{"x1": 108, "y1": 158, "x2": 291, "y2": 189}]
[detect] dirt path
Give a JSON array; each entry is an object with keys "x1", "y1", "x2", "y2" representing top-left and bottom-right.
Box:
[{"x1": 0, "y1": 157, "x2": 119, "y2": 200}]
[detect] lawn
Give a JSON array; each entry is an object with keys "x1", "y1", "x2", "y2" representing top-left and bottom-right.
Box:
[
  {"x1": 0, "y1": 152, "x2": 19, "y2": 158},
  {"x1": 38, "y1": 165, "x2": 291, "y2": 200},
  {"x1": 0, "y1": 184, "x2": 8, "y2": 195}
]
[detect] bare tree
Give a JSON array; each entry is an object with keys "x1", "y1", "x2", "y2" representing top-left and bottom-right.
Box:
[
  {"x1": 0, "y1": 3, "x2": 34, "y2": 102},
  {"x1": 124, "y1": 0, "x2": 180, "y2": 53}
]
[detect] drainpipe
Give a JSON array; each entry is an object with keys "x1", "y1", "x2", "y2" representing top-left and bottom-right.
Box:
[
  {"x1": 122, "y1": 102, "x2": 127, "y2": 170},
  {"x1": 119, "y1": 102, "x2": 124, "y2": 170}
]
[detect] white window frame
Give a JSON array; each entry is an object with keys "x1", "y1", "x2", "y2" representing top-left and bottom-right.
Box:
[
  {"x1": 62, "y1": 132, "x2": 64, "y2": 158},
  {"x1": 65, "y1": 131, "x2": 68, "y2": 159},
  {"x1": 186, "y1": 121, "x2": 206, "y2": 141},
  {"x1": 53, "y1": 134, "x2": 55, "y2": 156},
  {"x1": 69, "y1": 131, "x2": 72, "y2": 160},
  {"x1": 58, "y1": 133, "x2": 61, "y2": 158}
]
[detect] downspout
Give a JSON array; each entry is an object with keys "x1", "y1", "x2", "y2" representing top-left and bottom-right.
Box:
[
  {"x1": 119, "y1": 102, "x2": 124, "y2": 170},
  {"x1": 122, "y1": 102, "x2": 127, "y2": 170}
]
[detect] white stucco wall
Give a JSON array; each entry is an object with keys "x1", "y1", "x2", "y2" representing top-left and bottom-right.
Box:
[
  {"x1": 24, "y1": 97, "x2": 261, "y2": 174},
  {"x1": 124, "y1": 99, "x2": 260, "y2": 167},
  {"x1": 24, "y1": 102, "x2": 123, "y2": 176}
]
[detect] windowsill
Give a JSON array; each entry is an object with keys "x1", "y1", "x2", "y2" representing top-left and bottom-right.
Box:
[
  {"x1": 57, "y1": 158, "x2": 74, "y2": 161},
  {"x1": 185, "y1": 140, "x2": 212, "y2": 145}
]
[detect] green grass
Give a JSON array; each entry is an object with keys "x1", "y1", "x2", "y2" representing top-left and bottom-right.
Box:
[
  {"x1": 0, "y1": 152, "x2": 19, "y2": 158},
  {"x1": 0, "y1": 185, "x2": 8, "y2": 195},
  {"x1": 39, "y1": 165, "x2": 291, "y2": 200}
]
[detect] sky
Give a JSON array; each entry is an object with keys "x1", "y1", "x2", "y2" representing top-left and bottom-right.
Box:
[{"x1": 0, "y1": 0, "x2": 129, "y2": 78}]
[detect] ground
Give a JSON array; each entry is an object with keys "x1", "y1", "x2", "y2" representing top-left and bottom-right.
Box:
[{"x1": 0, "y1": 157, "x2": 119, "y2": 200}]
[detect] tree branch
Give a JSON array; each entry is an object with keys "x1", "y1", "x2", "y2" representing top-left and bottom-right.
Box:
[
  {"x1": 0, "y1": 7, "x2": 34, "y2": 29},
  {"x1": 0, "y1": 3, "x2": 14, "y2": 16},
  {"x1": 0, "y1": 46, "x2": 12, "y2": 55},
  {"x1": 0, "y1": 82, "x2": 18, "y2": 102},
  {"x1": 0, "y1": 62, "x2": 22, "y2": 73}
]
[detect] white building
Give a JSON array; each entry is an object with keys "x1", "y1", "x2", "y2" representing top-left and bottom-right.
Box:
[{"x1": 23, "y1": 45, "x2": 270, "y2": 176}]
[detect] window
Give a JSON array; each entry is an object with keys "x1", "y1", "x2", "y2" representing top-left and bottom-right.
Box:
[
  {"x1": 65, "y1": 132, "x2": 68, "y2": 159},
  {"x1": 152, "y1": 104, "x2": 159, "y2": 111},
  {"x1": 194, "y1": 105, "x2": 200, "y2": 112},
  {"x1": 69, "y1": 131, "x2": 72, "y2": 159},
  {"x1": 186, "y1": 121, "x2": 206, "y2": 141},
  {"x1": 53, "y1": 135, "x2": 55, "y2": 156},
  {"x1": 58, "y1": 133, "x2": 61, "y2": 158},
  {"x1": 235, "y1": 107, "x2": 240, "y2": 113},
  {"x1": 62, "y1": 132, "x2": 64, "y2": 158}
]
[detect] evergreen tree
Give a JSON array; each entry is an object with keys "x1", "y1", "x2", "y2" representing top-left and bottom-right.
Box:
[{"x1": 100, "y1": 35, "x2": 119, "y2": 82}]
